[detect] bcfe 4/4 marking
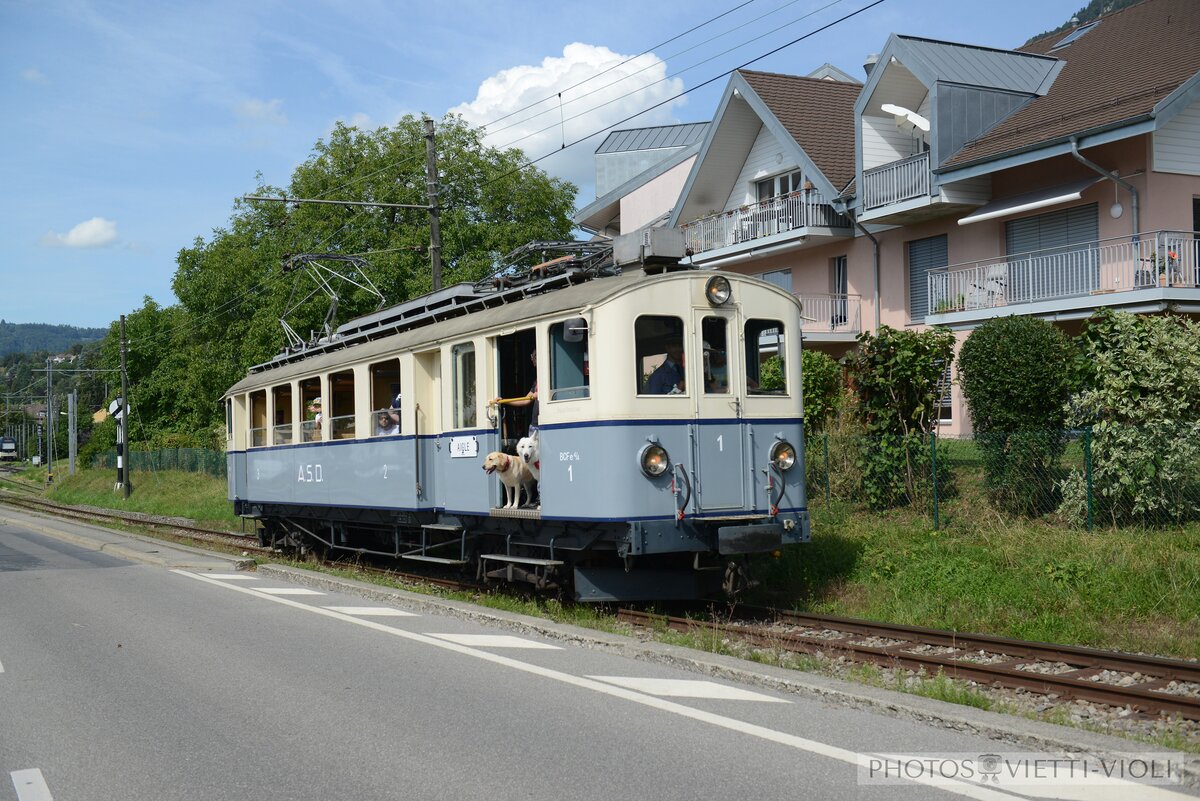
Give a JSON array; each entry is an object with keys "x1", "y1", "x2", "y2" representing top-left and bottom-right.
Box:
[{"x1": 558, "y1": 451, "x2": 580, "y2": 461}]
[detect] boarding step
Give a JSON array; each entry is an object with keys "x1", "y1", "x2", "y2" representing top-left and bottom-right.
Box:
[
  {"x1": 488, "y1": 506, "x2": 541, "y2": 520},
  {"x1": 422, "y1": 524, "x2": 464, "y2": 532},
  {"x1": 400, "y1": 553, "x2": 468, "y2": 565},
  {"x1": 480, "y1": 553, "x2": 564, "y2": 567}
]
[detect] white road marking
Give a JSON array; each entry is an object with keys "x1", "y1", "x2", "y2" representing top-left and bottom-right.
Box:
[
  {"x1": 201, "y1": 573, "x2": 259, "y2": 580},
  {"x1": 253, "y1": 587, "x2": 325, "y2": 596},
  {"x1": 173, "y1": 570, "x2": 1194, "y2": 801},
  {"x1": 323, "y1": 606, "x2": 418, "y2": 617},
  {"x1": 0, "y1": 658, "x2": 5, "y2": 673},
  {"x1": 588, "y1": 676, "x2": 788, "y2": 703},
  {"x1": 11, "y1": 769, "x2": 53, "y2": 801},
  {"x1": 428, "y1": 633, "x2": 560, "y2": 649}
]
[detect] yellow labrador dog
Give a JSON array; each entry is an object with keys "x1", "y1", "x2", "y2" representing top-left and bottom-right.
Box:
[{"x1": 482, "y1": 451, "x2": 534, "y2": 509}]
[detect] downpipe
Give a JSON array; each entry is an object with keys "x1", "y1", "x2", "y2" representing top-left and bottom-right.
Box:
[{"x1": 1070, "y1": 136, "x2": 1139, "y2": 237}]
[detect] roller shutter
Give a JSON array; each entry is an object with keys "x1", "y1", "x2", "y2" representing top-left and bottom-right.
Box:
[
  {"x1": 908, "y1": 234, "x2": 947, "y2": 321},
  {"x1": 1005, "y1": 204, "x2": 1099, "y2": 301}
]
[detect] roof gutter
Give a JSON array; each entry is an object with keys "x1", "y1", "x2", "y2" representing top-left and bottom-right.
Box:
[{"x1": 1069, "y1": 136, "x2": 1138, "y2": 237}]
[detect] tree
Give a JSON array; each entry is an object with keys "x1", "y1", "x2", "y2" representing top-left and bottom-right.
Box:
[
  {"x1": 100, "y1": 114, "x2": 578, "y2": 443},
  {"x1": 957, "y1": 316, "x2": 1073, "y2": 514}
]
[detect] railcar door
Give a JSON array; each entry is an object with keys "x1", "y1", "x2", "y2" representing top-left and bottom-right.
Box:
[{"x1": 692, "y1": 310, "x2": 746, "y2": 511}]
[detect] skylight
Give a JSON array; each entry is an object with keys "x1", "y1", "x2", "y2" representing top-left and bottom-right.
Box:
[{"x1": 1050, "y1": 21, "x2": 1099, "y2": 51}]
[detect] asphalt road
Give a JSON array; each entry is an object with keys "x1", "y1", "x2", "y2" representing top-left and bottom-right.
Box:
[{"x1": 0, "y1": 515, "x2": 1194, "y2": 801}]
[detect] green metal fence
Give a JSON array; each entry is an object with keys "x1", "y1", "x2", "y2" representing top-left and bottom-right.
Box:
[
  {"x1": 93, "y1": 448, "x2": 226, "y2": 478},
  {"x1": 805, "y1": 425, "x2": 1200, "y2": 530}
]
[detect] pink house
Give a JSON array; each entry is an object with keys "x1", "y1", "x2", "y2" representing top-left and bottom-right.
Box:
[{"x1": 580, "y1": 0, "x2": 1200, "y2": 435}]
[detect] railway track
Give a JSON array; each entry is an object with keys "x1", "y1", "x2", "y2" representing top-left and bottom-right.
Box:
[{"x1": 616, "y1": 607, "x2": 1200, "y2": 721}]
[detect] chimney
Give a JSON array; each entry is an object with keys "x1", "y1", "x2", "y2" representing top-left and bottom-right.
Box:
[{"x1": 863, "y1": 53, "x2": 879, "y2": 77}]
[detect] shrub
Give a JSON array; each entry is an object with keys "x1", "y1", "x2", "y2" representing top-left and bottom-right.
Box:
[
  {"x1": 957, "y1": 316, "x2": 1072, "y2": 515},
  {"x1": 1062, "y1": 310, "x2": 1200, "y2": 525},
  {"x1": 850, "y1": 326, "x2": 955, "y2": 509},
  {"x1": 801, "y1": 349, "x2": 841, "y2": 432}
]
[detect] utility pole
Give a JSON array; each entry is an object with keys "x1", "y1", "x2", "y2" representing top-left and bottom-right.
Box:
[
  {"x1": 119, "y1": 315, "x2": 131, "y2": 499},
  {"x1": 424, "y1": 116, "x2": 443, "y2": 291},
  {"x1": 68, "y1": 390, "x2": 77, "y2": 475},
  {"x1": 46, "y1": 357, "x2": 53, "y2": 478}
]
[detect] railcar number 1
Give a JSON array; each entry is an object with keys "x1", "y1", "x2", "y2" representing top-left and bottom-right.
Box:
[{"x1": 559, "y1": 451, "x2": 580, "y2": 482}]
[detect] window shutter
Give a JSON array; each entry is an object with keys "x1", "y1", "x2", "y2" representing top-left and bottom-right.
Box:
[{"x1": 908, "y1": 234, "x2": 948, "y2": 321}]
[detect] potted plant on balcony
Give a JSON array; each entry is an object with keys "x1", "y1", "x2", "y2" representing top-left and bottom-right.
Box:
[{"x1": 1153, "y1": 250, "x2": 1181, "y2": 286}]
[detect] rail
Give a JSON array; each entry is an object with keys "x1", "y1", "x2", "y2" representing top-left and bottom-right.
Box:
[
  {"x1": 796, "y1": 293, "x2": 861, "y2": 334},
  {"x1": 681, "y1": 192, "x2": 849, "y2": 254},
  {"x1": 928, "y1": 230, "x2": 1200, "y2": 315},
  {"x1": 862, "y1": 151, "x2": 930, "y2": 210}
]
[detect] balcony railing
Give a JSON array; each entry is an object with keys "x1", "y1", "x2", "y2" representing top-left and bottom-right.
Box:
[
  {"x1": 928, "y1": 231, "x2": 1200, "y2": 316},
  {"x1": 681, "y1": 192, "x2": 850, "y2": 255},
  {"x1": 862, "y1": 152, "x2": 930, "y2": 210},
  {"x1": 797, "y1": 293, "x2": 861, "y2": 335}
]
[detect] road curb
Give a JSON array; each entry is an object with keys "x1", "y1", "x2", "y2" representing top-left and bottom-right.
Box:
[{"x1": 258, "y1": 562, "x2": 1200, "y2": 788}]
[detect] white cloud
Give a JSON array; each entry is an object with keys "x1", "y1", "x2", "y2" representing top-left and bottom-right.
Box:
[
  {"x1": 450, "y1": 43, "x2": 686, "y2": 191},
  {"x1": 41, "y1": 218, "x2": 119, "y2": 248},
  {"x1": 20, "y1": 67, "x2": 48, "y2": 84},
  {"x1": 234, "y1": 98, "x2": 287, "y2": 126}
]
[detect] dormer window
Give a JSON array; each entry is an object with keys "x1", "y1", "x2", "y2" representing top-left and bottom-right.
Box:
[
  {"x1": 1050, "y1": 21, "x2": 1098, "y2": 51},
  {"x1": 756, "y1": 170, "x2": 803, "y2": 201}
]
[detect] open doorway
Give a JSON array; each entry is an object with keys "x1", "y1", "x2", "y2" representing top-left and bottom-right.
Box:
[{"x1": 495, "y1": 328, "x2": 537, "y2": 452}]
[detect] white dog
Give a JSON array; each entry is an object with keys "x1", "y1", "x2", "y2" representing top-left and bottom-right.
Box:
[
  {"x1": 482, "y1": 451, "x2": 535, "y2": 509},
  {"x1": 516, "y1": 434, "x2": 540, "y2": 483}
]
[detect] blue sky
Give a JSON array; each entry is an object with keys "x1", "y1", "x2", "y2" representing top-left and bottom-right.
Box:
[{"x1": 2, "y1": 0, "x2": 1082, "y2": 328}]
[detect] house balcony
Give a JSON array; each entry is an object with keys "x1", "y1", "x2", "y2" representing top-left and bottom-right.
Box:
[
  {"x1": 926, "y1": 231, "x2": 1200, "y2": 326},
  {"x1": 858, "y1": 152, "x2": 988, "y2": 225},
  {"x1": 862, "y1": 152, "x2": 930, "y2": 212},
  {"x1": 680, "y1": 193, "x2": 852, "y2": 264},
  {"x1": 796, "y1": 293, "x2": 861, "y2": 341}
]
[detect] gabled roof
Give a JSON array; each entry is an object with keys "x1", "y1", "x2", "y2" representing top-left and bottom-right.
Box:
[
  {"x1": 574, "y1": 140, "x2": 701, "y2": 231},
  {"x1": 885, "y1": 34, "x2": 1061, "y2": 96},
  {"x1": 670, "y1": 69, "x2": 861, "y2": 226},
  {"x1": 739, "y1": 69, "x2": 861, "y2": 193},
  {"x1": 595, "y1": 123, "x2": 710, "y2": 154},
  {"x1": 943, "y1": 0, "x2": 1200, "y2": 169}
]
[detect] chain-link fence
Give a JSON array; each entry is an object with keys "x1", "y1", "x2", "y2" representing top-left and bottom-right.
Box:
[
  {"x1": 92, "y1": 448, "x2": 226, "y2": 478},
  {"x1": 805, "y1": 425, "x2": 1200, "y2": 530}
]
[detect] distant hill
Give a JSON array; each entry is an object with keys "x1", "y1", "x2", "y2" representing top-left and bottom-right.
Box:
[
  {"x1": 0, "y1": 320, "x2": 108, "y2": 357},
  {"x1": 1023, "y1": 0, "x2": 1143, "y2": 46}
]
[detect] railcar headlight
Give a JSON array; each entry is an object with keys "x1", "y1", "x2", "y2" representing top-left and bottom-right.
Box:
[
  {"x1": 770, "y1": 440, "x2": 796, "y2": 471},
  {"x1": 705, "y1": 275, "x2": 732, "y2": 306},
  {"x1": 639, "y1": 443, "x2": 670, "y2": 478}
]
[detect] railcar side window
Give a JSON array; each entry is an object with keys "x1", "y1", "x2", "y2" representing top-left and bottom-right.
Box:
[
  {"x1": 272, "y1": 384, "x2": 293, "y2": 445},
  {"x1": 370, "y1": 359, "x2": 401, "y2": 435},
  {"x1": 745, "y1": 319, "x2": 787, "y2": 395},
  {"x1": 249, "y1": 390, "x2": 267, "y2": 447},
  {"x1": 701, "y1": 317, "x2": 730, "y2": 395},
  {"x1": 636, "y1": 315, "x2": 687, "y2": 396},
  {"x1": 549, "y1": 318, "x2": 589, "y2": 401},
  {"x1": 300, "y1": 378, "x2": 322, "y2": 442},
  {"x1": 330, "y1": 370, "x2": 355, "y2": 439},
  {"x1": 225, "y1": 399, "x2": 232, "y2": 440},
  {"x1": 452, "y1": 343, "x2": 476, "y2": 429}
]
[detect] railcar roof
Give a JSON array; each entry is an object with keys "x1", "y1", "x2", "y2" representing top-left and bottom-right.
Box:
[{"x1": 227, "y1": 268, "x2": 731, "y2": 395}]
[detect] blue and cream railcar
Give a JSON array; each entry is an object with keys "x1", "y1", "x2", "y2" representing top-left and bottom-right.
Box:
[
  {"x1": 0, "y1": 436, "x2": 16, "y2": 462},
  {"x1": 224, "y1": 262, "x2": 810, "y2": 600}
]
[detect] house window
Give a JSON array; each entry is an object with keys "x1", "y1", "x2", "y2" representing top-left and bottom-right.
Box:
[
  {"x1": 452, "y1": 343, "x2": 476, "y2": 429},
  {"x1": 756, "y1": 170, "x2": 803, "y2": 202},
  {"x1": 550, "y1": 319, "x2": 590, "y2": 401},
  {"x1": 831, "y1": 256, "x2": 848, "y2": 328},
  {"x1": 935, "y1": 362, "x2": 953, "y2": 425},
  {"x1": 759, "y1": 269, "x2": 792, "y2": 292}
]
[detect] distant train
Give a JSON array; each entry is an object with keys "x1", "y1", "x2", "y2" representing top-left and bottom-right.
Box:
[
  {"x1": 0, "y1": 436, "x2": 16, "y2": 462},
  {"x1": 223, "y1": 238, "x2": 811, "y2": 601}
]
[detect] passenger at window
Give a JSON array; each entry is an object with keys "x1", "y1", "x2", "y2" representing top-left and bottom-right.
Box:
[
  {"x1": 376, "y1": 394, "x2": 401, "y2": 435},
  {"x1": 704, "y1": 342, "x2": 729, "y2": 393},
  {"x1": 647, "y1": 342, "x2": 686, "y2": 395},
  {"x1": 306, "y1": 396, "x2": 323, "y2": 441}
]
